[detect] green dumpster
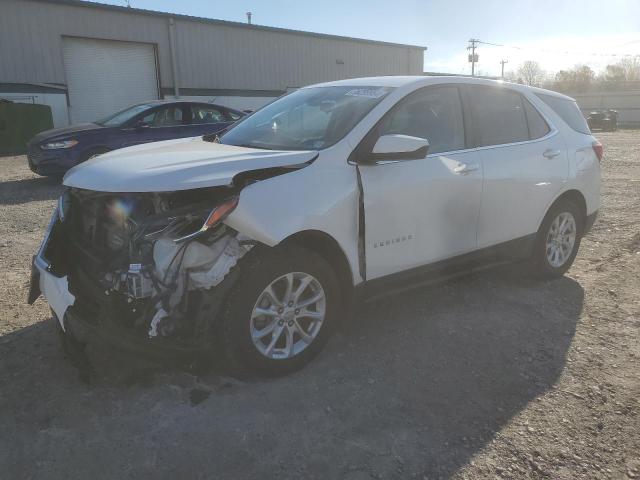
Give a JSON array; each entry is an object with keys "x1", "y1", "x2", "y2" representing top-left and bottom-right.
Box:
[{"x1": 0, "y1": 100, "x2": 54, "y2": 155}]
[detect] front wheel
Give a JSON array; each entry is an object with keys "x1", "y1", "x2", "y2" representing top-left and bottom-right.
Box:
[
  {"x1": 530, "y1": 200, "x2": 583, "y2": 278},
  {"x1": 221, "y1": 245, "x2": 341, "y2": 375}
]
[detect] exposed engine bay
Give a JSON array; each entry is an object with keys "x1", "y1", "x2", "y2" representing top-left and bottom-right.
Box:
[{"x1": 45, "y1": 184, "x2": 255, "y2": 345}]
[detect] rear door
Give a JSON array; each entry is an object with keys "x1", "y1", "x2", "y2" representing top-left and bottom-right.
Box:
[
  {"x1": 466, "y1": 85, "x2": 568, "y2": 249},
  {"x1": 358, "y1": 85, "x2": 483, "y2": 279},
  {"x1": 185, "y1": 104, "x2": 236, "y2": 136}
]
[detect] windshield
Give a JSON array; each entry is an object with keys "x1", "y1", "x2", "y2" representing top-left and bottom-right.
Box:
[
  {"x1": 220, "y1": 86, "x2": 393, "y2": 150},
  {"x1": 95, "y1": 103, "x2": 155, "y2": 127}
]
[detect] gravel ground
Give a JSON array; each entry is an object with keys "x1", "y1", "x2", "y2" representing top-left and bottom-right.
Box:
[{"x1": 0, "y1": 131, "x2": 638, "y2": 479}]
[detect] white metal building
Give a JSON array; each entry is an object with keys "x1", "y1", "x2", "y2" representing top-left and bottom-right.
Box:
[{"x1": 0, "y1": 0, "x2": 426, "y2": 127}]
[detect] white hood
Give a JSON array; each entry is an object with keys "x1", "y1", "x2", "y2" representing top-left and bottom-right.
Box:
[{"x1": 63, "y1": 137, "x2": 317, "y2": 192}]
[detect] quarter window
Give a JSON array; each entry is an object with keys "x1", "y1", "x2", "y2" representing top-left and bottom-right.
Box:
[
  {"x1": 379, "y1": 86, "x2": 465, "y2": 155},
  {"x1": 535, "y1": 93, "x2": 590, "y2": 134},
  {"x1": 523, "y1": 98, "x2": 551, "y2": 139},
  {"x1": 226, "y1": 110, "x2": 242, "y2": 121},
  {"x1": 469, "y1": 86, "x2": 529, "y2": 146}
]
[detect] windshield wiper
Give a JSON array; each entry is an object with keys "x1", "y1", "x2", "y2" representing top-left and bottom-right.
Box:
[
  {"x1": 235, "y1": 143, "x2": 272, "y2": 150},
  {"x1": 201, "y1": 134, "x2": 272, "y2": 150}
]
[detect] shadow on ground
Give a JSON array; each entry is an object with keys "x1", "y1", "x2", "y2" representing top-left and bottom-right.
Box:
[
  {"x1": 0, "y1": 176, "x2": 62, "y2": 205},
  {"x1": 0, "y1": 266, "x2": 583, "y2": 479}
]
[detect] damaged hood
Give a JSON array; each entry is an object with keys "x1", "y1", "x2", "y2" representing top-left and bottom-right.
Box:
[{"x1": 63, "y1": 136, "x2": 317, "y2": 192}]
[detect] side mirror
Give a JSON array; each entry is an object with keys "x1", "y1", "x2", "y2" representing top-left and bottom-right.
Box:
[{"x1": 364, "y1": 134, "x2": 429, "y2": 163}]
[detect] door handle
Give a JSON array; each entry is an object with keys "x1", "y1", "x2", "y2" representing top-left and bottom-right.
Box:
[
  {"x1": 543, "y1": 149, "x2": 561, "y2": 159},
  {"x1": 454, "y1": 163, "x2": 479, "y2": 175}
]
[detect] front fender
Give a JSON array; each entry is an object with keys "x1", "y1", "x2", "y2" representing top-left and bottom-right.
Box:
[{"x1": 224, "y1": 159, "x2": 363, "y2": 284}]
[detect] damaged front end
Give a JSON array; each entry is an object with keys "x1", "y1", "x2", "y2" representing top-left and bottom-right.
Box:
[{"x1": 35, "y1": 185, "x2": 255, "y2": 356}]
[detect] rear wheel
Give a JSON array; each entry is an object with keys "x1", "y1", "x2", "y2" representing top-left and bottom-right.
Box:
[
  {"x1": 222, "y1": 245, "x2": 341, "y2": 375},
  {"x1": 531, "y1": 200, "x2": 583, "y2": 278}
]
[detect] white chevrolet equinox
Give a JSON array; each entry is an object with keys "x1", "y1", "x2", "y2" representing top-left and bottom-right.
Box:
[{"x1": 30, "y1": 76, "x2": 601, "y2": 375}]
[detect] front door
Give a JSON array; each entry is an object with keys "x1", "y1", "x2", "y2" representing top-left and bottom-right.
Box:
[
  {"x1": 121, "y1": 104, "x2": 188, "y2": 147},
  {"x1": 358, "y1": 85, "x2": 483, "y2": 279}
]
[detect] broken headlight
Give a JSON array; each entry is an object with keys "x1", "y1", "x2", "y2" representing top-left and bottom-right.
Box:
[{"x1": 147, "y1": 196, "x2": 240, "y2": 243}]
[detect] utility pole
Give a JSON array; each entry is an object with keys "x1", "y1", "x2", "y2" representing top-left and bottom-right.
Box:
[
  {"x1": 246, "y1": 12, "x2": 252, "y2": 24},
  {"x1": 467, "y1": 39, "x2": 480, "y2": 76},
  {"x1": 500, "y1": 59, "x2": 509, "y2": 79}
]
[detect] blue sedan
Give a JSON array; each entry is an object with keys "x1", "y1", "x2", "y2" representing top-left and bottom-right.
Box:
[{"x1": 27, "y1": 100, "x2": 245, "y2": 176}]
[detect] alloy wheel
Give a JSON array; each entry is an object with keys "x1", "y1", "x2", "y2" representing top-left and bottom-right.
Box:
[
  {"x1": 250, "y1": 272, "x2": 326, "y2": 360},
  {"x1": 545, "y1": 211, "x2": 577, "y2": 268}
]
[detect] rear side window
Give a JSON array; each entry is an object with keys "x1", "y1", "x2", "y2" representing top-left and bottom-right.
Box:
[
  {"x1": 140, "y1": 106, "x2": 184, "y2": 127},
  {"x1": 191, "y1": 105, "x2": 226, "y2": 124},
  {"x1": 535, "y1": 93, "x2": 590, "y2": 134},
  {"x1": 468, "y1": 86, "x2": 529, "y2": 146},
  {"x1": 523, "y1": 98, "x2": 551, "y2": 139},
  {"x1": 379, "y1": 85, "x2": 465, "y2": 154}
]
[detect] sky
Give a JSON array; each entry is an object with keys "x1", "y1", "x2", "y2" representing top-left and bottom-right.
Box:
[{"x1": 97, "y1": 0, "x2": 640, "y2": 77}]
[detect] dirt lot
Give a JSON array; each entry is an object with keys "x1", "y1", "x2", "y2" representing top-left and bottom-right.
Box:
[{"x1": 0, "y1": 131, "x2": 638, "y2": 479}]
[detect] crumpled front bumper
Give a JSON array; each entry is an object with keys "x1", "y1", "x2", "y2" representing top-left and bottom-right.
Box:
[
  {"x1": 28, "y1": 208, "x2": 75, "y2": 331},
  {"x1": 28, "y1": 208, "x2": 220, "y2": 360}
]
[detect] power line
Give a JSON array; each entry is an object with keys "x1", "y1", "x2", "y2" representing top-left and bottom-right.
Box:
[{"x1": 474, "y1": 39, "x2": 639, "y2": 58}]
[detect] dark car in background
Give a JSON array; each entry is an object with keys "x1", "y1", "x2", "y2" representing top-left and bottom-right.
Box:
[
  {"x1": 27, "y1": 100, "x2": 245, "y2": 176},
  {"x1": 586, "y1": 109, "x2": 618, "y2": 132}
]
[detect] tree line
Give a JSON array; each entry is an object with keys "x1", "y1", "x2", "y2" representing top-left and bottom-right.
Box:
[{"x1": 504, "y1": 56, "x2": 640, "y2": 93}]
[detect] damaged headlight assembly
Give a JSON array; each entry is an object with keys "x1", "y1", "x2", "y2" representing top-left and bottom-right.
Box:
[{"x1": 152, "y1": 196, "x2": 240, "y2": 243}]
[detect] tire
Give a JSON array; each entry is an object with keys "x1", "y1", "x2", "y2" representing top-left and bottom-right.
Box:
[
  {"x1": 221, "y1": 244, "x2": 341, "y2": 376},
  {"x1": 530, "y1": 200, "x2": 584, "y2": 279}
]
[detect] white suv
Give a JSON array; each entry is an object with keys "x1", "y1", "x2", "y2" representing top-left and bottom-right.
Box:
[{"x1": 30, "y1": 76, "x2": 601, "y2": 375}]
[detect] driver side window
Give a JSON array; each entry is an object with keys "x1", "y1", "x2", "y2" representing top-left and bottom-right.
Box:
[{"x1": 380, "y1": 86, "x2": 465, "y2": 155}]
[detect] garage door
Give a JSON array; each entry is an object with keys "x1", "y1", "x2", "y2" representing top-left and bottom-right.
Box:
[{"x1": 62, "y1": 37, "x2": 159, "y2": 124}]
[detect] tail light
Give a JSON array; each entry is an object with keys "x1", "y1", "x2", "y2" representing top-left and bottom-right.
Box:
[{"x1": 592, "y1": 141, "x2": 603, "y2": 162}]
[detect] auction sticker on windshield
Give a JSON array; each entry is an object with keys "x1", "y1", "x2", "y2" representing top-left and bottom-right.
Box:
[{"x1": 345, "y1": 87, "x2": 389, "y2": 98}]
